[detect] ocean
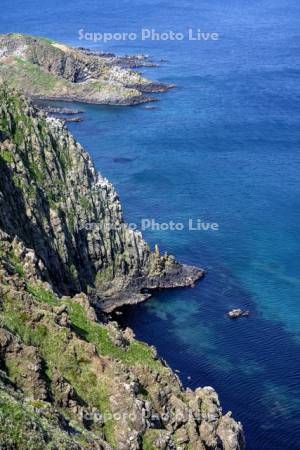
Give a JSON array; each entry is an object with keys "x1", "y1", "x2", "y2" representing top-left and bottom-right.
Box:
[{"x1": 2, "y1": 0, "x2": 300, "y2": 448}]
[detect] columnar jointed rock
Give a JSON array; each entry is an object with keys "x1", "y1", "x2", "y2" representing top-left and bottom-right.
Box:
[{"x1": 0, "y1": 87, "x2": 203, "y2": 309}]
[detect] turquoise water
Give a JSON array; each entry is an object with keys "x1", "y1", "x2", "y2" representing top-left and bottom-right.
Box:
[{"x1": 2, "y1": 0, "x2": 300, "y2": 448}]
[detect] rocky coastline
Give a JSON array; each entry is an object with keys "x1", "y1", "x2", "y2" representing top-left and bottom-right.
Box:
[
  {"x1": 0, "y1": 33, "x2": 174, "y2": 106},
  {"x1": 35, "y1": 105, "x2": 84, "y2": 115},
  {"x1": 0, "y1": 77, "x2": 245, "y2": 447},
  {"x1": 0, "y1": 87, "x2": 203, "y2": 311}
]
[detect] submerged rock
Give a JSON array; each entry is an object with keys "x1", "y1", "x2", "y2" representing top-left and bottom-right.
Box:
[{"x1": 144, "y1": 105, "x2": 160, "y2": 110}]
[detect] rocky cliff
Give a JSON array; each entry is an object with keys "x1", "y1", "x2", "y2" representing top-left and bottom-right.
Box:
[
  {"x1": 0, "y1": 87, "x2": 202, "y2": 311},
  {"x1": 0, "y1": 34, "x2": 173, "y2": 106},
  {"x1": 0, "y1": 86, "x2": 245, "y2": 449}
]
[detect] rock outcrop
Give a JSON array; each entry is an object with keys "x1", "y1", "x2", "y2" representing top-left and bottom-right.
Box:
[
  {"x1": 0, "y1": 34, "x2": 173, "y2": 106},
  {"x1": 0, "y1": 87, "x2": 202, "y2": 310},
  {"x1": 0, "y1": 86, "x2": 245, "y2": 449},
  {"x1": 0, "y1": 239, "x2": 245, "y2": 449}
]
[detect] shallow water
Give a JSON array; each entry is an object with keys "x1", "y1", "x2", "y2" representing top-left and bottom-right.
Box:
[{"x1": 2, "y1": 0, "x2": 300, "y2": 448}]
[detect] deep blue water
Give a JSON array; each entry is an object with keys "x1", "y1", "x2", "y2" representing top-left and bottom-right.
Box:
[{"x1": 2, "y1": 1, "x2": 300, "y2": 449}]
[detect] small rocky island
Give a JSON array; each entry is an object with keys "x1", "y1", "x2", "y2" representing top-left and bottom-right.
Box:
[
  {"x1": 0, "y1": 33, "x2": 173, "y2": 106},
  {"x1": 227, "y1": 309, "x2": 250, "y2": 319},
  {"x1": 0, "y1": 48, "x2": 245, "y2": 449}
]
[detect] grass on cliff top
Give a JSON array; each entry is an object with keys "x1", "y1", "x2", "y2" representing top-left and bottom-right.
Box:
[
  {"x1": 0, "y1": 33, "x2": 56, "y2": 45},
  {"x1": 14, "y1": 58, "x2": 59, "y2": 92},
  {"x1": 26, "y1": 282, "x2": 163, "y2": 370},
  {"x1": 0, "y1": 58, "x2": 69, "y2": 97}
]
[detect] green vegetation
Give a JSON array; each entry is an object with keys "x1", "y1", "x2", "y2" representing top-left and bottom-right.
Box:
[
  {"x1": 66, "y1": 209, "x2": 76, "y2": 231},
  {"x1": 0, "y1": 59, "x2": 70, "y2": 102},
  {"x1": 17, "y1": 281, "x2": 164, "y2": 371},
  {"x1": 0, "y1": 88, "x2": 34, "y2": 147},
  {"x1": 27, "y1": 159, "x2": 45, "y2": 183},
  {"x1": 15, "y1": 58, "x2": 58, "y2": 92},
  {"x1": 0, "y1": 384, "x2": 95, "y2": 449},
  {"x1": 0, "y1": 394, "x2": 47, "y2": 450},
  {"x1": 0, "y1": 149, "x2": 13, "y2": 164},
  {"x1": 67, "y1": 298, "x2": 163, "y2": 370},
  {"x1": 26, "y1": 283, "x2": 60, "y2": 306},
  {"x1": 2, "y1": 33, "x2": 55, "y2": 45},
  {"x1": 8, "y1": 250, "x2": 25, "y2": 277},
  {"x1": 0, "y1": 290, "x2": 117, "y2": 445},
  {"x1": 0, "y1": 85, "x2": 216, "y2": 450},
  {"x1": 142, "y1": 429, "x2": 161, "y2": 450},
  {"x1": 12, "y1": 172, "x2": 37, "y2": 199},
  {"x1": 95, "y1": 264, "x2": 114, "y2": 289},
  {"x1": 0, "y1": 33, "x2": 151, "y2": 106},
  {"x1": 0, "y1": 277, "x2": 167, "y2": 448},
  {"x1": 4, "y1": 358, "x2": 24, "y2": 386},
  {"x1": 57, "y1": 145, "x2": 72, "y2": 173},
  {"x1": 79, "y1": 196, "x2": 92, "y2": 212}
]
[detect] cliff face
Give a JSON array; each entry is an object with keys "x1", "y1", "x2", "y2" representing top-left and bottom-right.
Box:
[
  {"x1": 0, "y1": 88, "x2": 202, "y2": 310},
  {"x1": 0, "y1": 34, "x2": 173, "y2": 105},
  {"x1": 0, "y1": 87, "x2": 245, "y2": 449}
]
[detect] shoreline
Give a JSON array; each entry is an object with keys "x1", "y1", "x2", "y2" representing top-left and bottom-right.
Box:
[
  {"x1": 0, "y1": 33, "x2": 175, "y2": 107},
  {"x1": 96, "y1": 264, "x2": 205, "y2": 313},
  {"x1": 31, "y1": 93, "x2": 158, "y2": 106},
  {"x1": 0, "y1": 73, "x2": 246, "y2": 450},
  {"x1": 30, "y1": 82, "x2": 175, "y2": 107}
]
